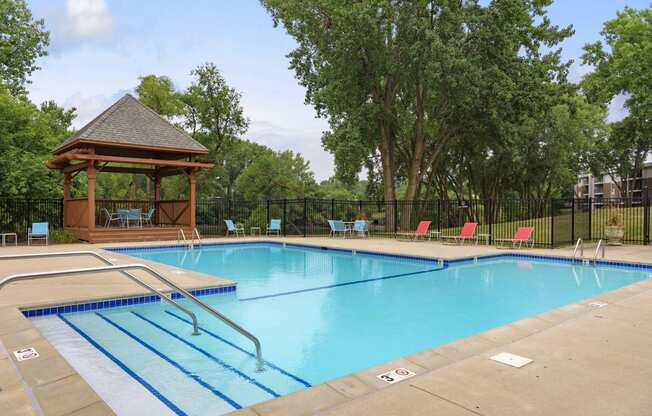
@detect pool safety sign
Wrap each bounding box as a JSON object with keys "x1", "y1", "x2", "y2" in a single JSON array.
[
  {"x1": 377, "y1": 368, "x2": 416, "y2": 384},
  {"x1": 13, "y1": 347, "x2": 39, "y2": 362}
]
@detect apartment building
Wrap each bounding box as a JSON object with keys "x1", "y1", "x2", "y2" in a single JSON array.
[{"x1": 575, "y1": 161, "x2": 652, "y2": 202}]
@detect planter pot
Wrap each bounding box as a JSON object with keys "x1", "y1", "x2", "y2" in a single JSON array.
[{"x1": 605, "y1": 226, "x2": 625, "y2": 246}]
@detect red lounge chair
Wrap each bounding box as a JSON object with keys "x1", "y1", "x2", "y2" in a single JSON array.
[
  {"x1": 495, "y1": 227, "x2": 535, "y2": 249},
  {"x1": 397, "y1": 220, "x2": 431, "y2": 241},
  {"x1": 443, "y1": 222, "x2": 478, "y2": 245}
]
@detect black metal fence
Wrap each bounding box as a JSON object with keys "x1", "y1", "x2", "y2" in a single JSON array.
[
  {"x1": 0, "y1": 198, "x2": 63, "y2": 239},
  {"x1": 196, "y1": 196, "x2": 651, "y2": 247},
  {"x1": 2, "y1": 196, "x2": 650, "y2": 247}
]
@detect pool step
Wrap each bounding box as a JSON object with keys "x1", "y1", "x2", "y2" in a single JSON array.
[{"x1": 59, "y1": 308, "x2": 306, "y2": 415}]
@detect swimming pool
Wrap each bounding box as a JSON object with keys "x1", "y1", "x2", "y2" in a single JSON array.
[{"x1": 31, "y1": 243, "x2": 650, "y2": 415}]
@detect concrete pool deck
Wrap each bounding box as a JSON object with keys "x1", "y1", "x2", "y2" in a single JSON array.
[{"x1": 0, "y1": 237, "x2": 651, "y2": 415}]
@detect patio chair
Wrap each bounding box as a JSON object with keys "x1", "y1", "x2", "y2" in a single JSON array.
[
  {"x1": 224, "y1": 219, "x2": 245, "y2": 237},
  {"x1": 102, "y1": 208, "x2": 122, "y2": 228},
  {"x1": 328, "y1": 220, "x2": 350, "y2": 238},
  {"x1": 442, "y1": 222, "x2": 478, "y2": 245},
  {"x1": 495, "y1": 227, "x2": 535, "y2": 249},
  {"x1": 141, "y1": 208, "x2": 155, "y2": 227},
  {"x1": 396, "y1": 220, "x2": 431, "y2": 241},
  {"x1": 267, "y1": 219, "x2": 281, "y2": 236},
  {"x1": 352, "y1": 220, "x2": 369, "y2": 238},
  {"x1": 117, "y1": 209, "x2": 130, "y2": 227},
  {"x1": 28, "y1": 222, "x2": 48, "y2": 246}
]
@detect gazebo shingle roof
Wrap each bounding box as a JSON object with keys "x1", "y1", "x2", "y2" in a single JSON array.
[{"x1": 54, "y1": 94, "x2": 208, "y2": 154}]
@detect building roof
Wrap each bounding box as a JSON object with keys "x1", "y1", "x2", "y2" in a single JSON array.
[{"x1": 54, "y1": 94, "x2": 208, "y2": 155}]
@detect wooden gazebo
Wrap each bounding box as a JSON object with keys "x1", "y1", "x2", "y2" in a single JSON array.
[{"x1": 47, "y1": 94, "x2": 214, "y2": 243}]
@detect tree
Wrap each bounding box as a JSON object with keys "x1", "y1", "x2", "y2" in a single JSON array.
[
  {"x1": 0, "y1": 0, "x2": 49, "y2": 96},
  {"x1": 135, "y1": 75, "x2": 184, "y2": 119},
  {"x1": 262, "y1": 0, "x2": 573, "y2": 203},
  {"x1": 235, "y1": 150, "x2": 317, "y2": 200},
  {"x1": 183, "y1": 62, "x2": 249, "y2": 153},
  {"x1": 0, "y1": 87, "x2": 74, "y2": 196},
  {"x1": 582, "y1": 6, "x2": 652, "y2": 185}
]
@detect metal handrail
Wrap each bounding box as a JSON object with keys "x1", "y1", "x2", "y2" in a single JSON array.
[
  {"x1": 0, "y1": 261, "x2": 265, "y2": 371},
  {"x1": 192, "y1": 228, "x2": 202, "y2": 247},
  {"x1": 593, "y1": 239, "x2": 605, "y2": 263},
  {"x1": 177, "y1": 228, "x2": 187, "y2": 245},
  {"x1": 0, "y1": 251, "x2": 200, "y2": 335},
  {"x1": 573, "y1": 238, "x2": 584, "y2": 259}
]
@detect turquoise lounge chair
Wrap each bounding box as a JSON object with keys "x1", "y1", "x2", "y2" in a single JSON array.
[
  {"x1": 267, "y1": 219, "x2": 281, "y2": 236},
  {"x1": 224, "y1": 219, "x2": 245, "y2": 237},
  {"x1": 28, "y1": 222, "x2": 48, "y2": 245},
  {"x1": 328, "y1": 220, "x2": 349, "y2": 238}
]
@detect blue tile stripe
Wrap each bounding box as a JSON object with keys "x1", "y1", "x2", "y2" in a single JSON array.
[
  {"x1": 57, "y1": 314, "x2": 188, "y2": 416},
  {"x1": 164, "y1": 310, "x2": 312, "y2": 388},
  {"x1": 21, "y1": 285, "x2": 236, "y2": 318},
  {"x1": 96, "y1": 312, "x2": 242, "y2": 410},
  {"x1": 131, "y1": 311, "x2": 280, "y2": 398},
  {"x1": 239, "y1": 265, "x2": 449, "y2": 302}
]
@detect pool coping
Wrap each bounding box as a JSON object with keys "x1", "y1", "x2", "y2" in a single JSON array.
[{"x1": 1, "y1": 239, "x2": 651, "y2": 416}]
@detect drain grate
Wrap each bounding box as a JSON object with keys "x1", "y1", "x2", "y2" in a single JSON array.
[{"x1": 490, "y1": 352, "x2": 533, "y2": 368}]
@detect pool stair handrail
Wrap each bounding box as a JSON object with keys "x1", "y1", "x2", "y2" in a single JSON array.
[
  {"x1": 592, "y1": 239, "x2": 605, "y2": 264},
  {"x1": 177, "y1": 228, "x2": 188, "y2": 246},
  {"x1": 0, "y1": 250, "x2": 200, "y2": 335},
  {"x1": 0, "y1": 255, "x2": 265, "y2": 371},
  {"x1": 192, "y1": 227, "x2": 202, "y2": 247},
  {"x1": 572, "y1": 238, "x2": 584, "y2": 260}
]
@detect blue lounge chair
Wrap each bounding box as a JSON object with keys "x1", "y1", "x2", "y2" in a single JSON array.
[
  {"x1": 224, "y1": 219, "x2": 245, "y2": 237},
  {"x1": 352, "y1": 220, "x2": 369, "y2": 237},
  {"x1": 267, "y1": 219, "x2": 281, "y2": 236},
  {"x1": 28, "y1": 222, "x2": 49, "y2": 245},
  {"x1": 328, "y1": 220, "x2": 349, "y2": 238}
]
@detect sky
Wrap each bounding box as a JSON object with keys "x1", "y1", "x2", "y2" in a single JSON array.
[{"x1": 25, "y1": 0, "x2": 651, "y2": 181}]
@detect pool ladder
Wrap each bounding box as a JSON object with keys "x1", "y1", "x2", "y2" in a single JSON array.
[
  {"x1": 177, "y1": 228, "x2": 202, "y2": 249},
  {"x1": 572, "y1": 238, "x2": 605, "y2": 264},
  {"x1": 0, "y1": 251, "x2": 265, "y2": 371}
]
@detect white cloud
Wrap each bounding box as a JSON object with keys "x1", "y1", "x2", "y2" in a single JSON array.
[{"x1": 65, "y1": 0, "x2": 113, "y2": 38}]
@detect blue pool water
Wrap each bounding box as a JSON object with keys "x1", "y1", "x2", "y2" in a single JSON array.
[{"x1": 42, "y1": 243, "x2": 650, "y2": 415}]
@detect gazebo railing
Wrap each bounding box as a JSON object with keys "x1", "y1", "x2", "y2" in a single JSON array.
[{"x1": 95, "y1": 199, "x2": 192, "y2": 228}]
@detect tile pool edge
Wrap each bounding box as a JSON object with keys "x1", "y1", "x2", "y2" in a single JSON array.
[
  {"x1": 20, "y1": 284, "x2": 236, "y2": 318},
  {"x1": 106, "y1": 239, "x2": 652, "y2": 271}
]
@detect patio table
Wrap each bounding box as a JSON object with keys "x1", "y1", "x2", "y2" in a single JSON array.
[{"x1": 1, "y1": 233, "x2": 18, "y2": 247}]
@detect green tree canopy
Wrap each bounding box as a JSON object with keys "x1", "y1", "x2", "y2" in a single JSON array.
[
  {"x1": 135, "y1": 75, "x2": 184, "y2": 119},
  {"x1": 582, "y1": 6, "x2": 652, "y2": 186},
  {"x1": 0, "y1": 0, "x2": 49, "y2": 96}
]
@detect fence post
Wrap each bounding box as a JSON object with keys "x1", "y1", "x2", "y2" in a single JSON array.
[
  {"x1": 488, "y1": 199, "x2": 493, "y2": 245},
  {"x1": 437, "y1": 199, "x2": 441, "y2": 232},
  {"x1": 588, "y1": 197, "x2": 592, "y2": 241},
  {"x1": 644, "y1": 187, "x2": 650, "y2": 245},
  {"x1": 393, "y1": 200, "x2": 398, "y2": 235},
  {"x1": 266, "y1": 200, "x2": 270, "y2": 228},
  {"x1": 331, "y1": 199, "x2": 335, "y2": 221},
  {"x1": 571, "y1": 197, "x2": 575, "y2": 243},
  {"x1": 60, "y1": 198, "x2": 65, "y2": 229},
  {"x1": 283, "y1": 199, "x2": 287, "y2": 236},
  {"x1": 550, "y1": 199, "x2": 555, "y2": 248},
  {"x1": 303, "y1": 198, "x2": 307, "y2": 237}
]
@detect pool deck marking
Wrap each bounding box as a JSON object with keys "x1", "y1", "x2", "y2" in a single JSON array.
[
  {"x1": 131, "y1": 311, "x2": 281, "y2": 399},
  {"x1": 238, "y1": 265, "x2": 449, "y2": 302},
  {"x1": 164, "y1": 310, "x2": 312, "y2": 388},
  {"x1": 57, "y1": 313, "x2": 188, "y2": 416},
  {"x1": 95, "y1": 312, "x2": 242, "y2": 410}
]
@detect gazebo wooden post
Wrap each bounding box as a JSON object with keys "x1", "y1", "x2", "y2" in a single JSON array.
[
  {"x1": 188, "y1": 170, "x2": 196, "y2": 230},
  {"x1": 63, "y1": 173, "x2": 71, "y2": 227},
  {"x1": 87, "y1": 162, "x2": 96, "y2": 231},
  {"x1": 154, "y1": 175, "x2": 161, "y2": 226}
]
